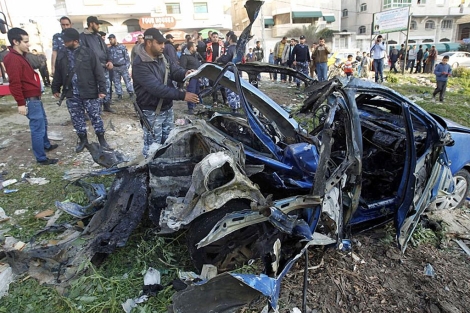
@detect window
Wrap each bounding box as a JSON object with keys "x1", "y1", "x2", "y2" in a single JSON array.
[
  {"x1": 194, "y1": 2, "x2": 208, "y2": 13},
  {"x1": 360, "y1": 3, "x2": 367, "y2": 12},
  {"x1": 441, "y1": 20, "x2": 452, "y2": 29},
  {"x1": 166, "y1": 3, "x2": 181, "y2": 14},
  {"x1": 123, "y1": 18, "x2": 140, "y2": 32},
  {"x1": 342, "y1": 9, "x2": 348, "y2": 17},
  {"x1": 417, "y1": 0, "x2": 426, "y2": 4},
  {"x1": 422, "y1": 39, "x2": 433, "y2": 43},
  {"x1": 425, "y1": 20, "x2": 435, "y2": 30},
  {"x1": 383, "y1": 0, "x2": 412, "y2": 9},
  {"x1": 359, "y1": 26, "x2": 366, "y2": 34},
  {"x1": 410, "y1": 20, "x2": 417, "y2": 30}
]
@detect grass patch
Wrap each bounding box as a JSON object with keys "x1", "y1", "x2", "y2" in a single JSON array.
[
  {"x1": 0, "y1": 165, "x2": 115, "y2": 240},
  {"x1": 387, "y1": 77, "x2": 470, "y2": 128}
]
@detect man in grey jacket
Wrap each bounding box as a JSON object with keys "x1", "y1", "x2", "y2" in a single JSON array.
[{"x1": 132, "y1": 28, "x2": 199, "y2": 157}]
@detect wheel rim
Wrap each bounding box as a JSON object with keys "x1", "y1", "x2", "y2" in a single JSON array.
[{"x1": 433, "y1": 175, "x2": 468, "y2": 210}]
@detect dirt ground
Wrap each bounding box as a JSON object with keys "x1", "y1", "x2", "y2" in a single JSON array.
[{"x1": 1, "y1": 78, "x2": 470, "y2": 313}]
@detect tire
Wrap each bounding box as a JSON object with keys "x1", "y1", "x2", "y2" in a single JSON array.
[
  {"x1": 452, "y1": 62, "x2": 459, "y2": 69},
  {"x1": 186, "y1": 200, "x2": 265, "y2": 272},
  {"x1": 430, "y1": 169, "x2": 470, "y2": 211}
]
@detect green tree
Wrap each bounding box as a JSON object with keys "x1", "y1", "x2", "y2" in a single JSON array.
[
  {"x1": 285, "y1": 25, "x2": 318, "y2": 44},
  {"x1": 285, "y1": 25, "x2": 336, "y2": 44}
]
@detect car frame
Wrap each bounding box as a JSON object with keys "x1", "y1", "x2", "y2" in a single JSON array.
[{"x1": 6, "y1": 63, "x2": 470, "y2": 312}]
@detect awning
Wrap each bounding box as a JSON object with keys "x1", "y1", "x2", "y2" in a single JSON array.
[
  {"x1": 423, "y1": 43, "x2": 447, "y2": 53},
  {"x1": 456, "y1": 15, "x2": 470, "y2": 24},
  {"x1": 264, "y1": 18, "x2": 274, "y2": 26},
  {"x1": 443, "y1": 43, "x2": 461, "y2": 51},
  {"x1": 292, "y1": 11, "x2": 322, "y2": 19},
  {"x1": 323, "y1": 15, "x2": 335, "y2": 23}
]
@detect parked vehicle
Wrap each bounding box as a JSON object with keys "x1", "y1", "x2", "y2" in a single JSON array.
[
  {"x1": 436, "y1": 51, "x2": 470, "y2": 68},
  {"x1": 327, "y1": 50, "x2": 357, "y2": 67}
]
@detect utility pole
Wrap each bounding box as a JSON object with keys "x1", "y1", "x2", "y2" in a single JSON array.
[
  {"x1": 401, "y1": 13, "x2": 412, "y2": 75},
  {"x1": 259, "y1": 6, "x2": 265, "y2": 62}
]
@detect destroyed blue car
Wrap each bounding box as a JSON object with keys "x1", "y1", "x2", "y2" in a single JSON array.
[
  {"x1": 141, "y1": 63, "x2": 470, "y2": 311},
  {"x1": 6, "y1": 64, "x2": 470, "y2": 312}
]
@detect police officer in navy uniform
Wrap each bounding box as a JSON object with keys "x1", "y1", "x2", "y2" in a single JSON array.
[
  {"x1": 291, "y1": 35, "x2": 311, "y2": 89},
  {"x1": 107, "y1": 34, "x2": 134, "y2": 100},
  {"x1": 52, "y1": 28, "x2": 111, "y2": 153}
]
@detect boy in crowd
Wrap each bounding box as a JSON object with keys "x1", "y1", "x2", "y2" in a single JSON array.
[
  {"x1": 432, "y1": 55, "x2": 452, "y2": 103},
  {"x1": 340, "y1": 54, "x2": 354, "y2": 78}
]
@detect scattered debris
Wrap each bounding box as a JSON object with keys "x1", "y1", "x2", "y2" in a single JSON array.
[
  {"x1": 122, "y1": 268, "x2": 162, "y2": 313},
  {"x1": 25, "y1": 177, "x2": 50, "y2": 185},
  {"x1": 14, "y1": 209, "x2": 26, "y2": 215},
  {"x1": 200, "y1": 264, "x2": 218, "y2": 280},
  {"x1": 35, "y1": 209, "x2": 55, "y2": 219},
  {"x1": 0, "y1": 263, "x2": 15, "y2": 298},
  {"x1": 47, "y1": 131, "x2": 63, "y2": 141},
  {"x1": 0, "y1": 207, "x2": 10, "y2": 223},
  {"x1": 3, "y1": 189, "x2": 18, "y2": 194},
  {"x1": 1, "y1": 179, "x2": 17, "y2": 188},
  {"x1": 3, "y1": 237, "x2": 26, "y2": 251},
  {"x1": 454, "y1": 239, "x2": 470, "y2": 256},
  {"x1": 424, "y1": 263, "x2": 435, "y2": 278}
]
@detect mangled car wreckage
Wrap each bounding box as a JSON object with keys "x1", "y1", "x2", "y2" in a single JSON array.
[{"x1": 6, "y1": 62, "x2": 470, "y2": 311}]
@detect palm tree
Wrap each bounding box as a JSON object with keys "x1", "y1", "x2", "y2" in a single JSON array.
[{"x1": 285, "y1": 25, "x2": 336, "y2": 44}]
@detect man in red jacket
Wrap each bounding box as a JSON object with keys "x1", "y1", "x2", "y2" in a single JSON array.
[{"x1": 3, "y1": 28, "x2": 58, "y2": 165}]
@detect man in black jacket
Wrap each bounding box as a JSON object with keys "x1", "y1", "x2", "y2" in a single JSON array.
[
  {"x1": 180, "y1": 41, "x2": 202, "y2": 114},
  {"x1": 415, "y1": 45, "x2": 424, "y2": 73},
  {"x1": 217, "y1": 34, "x2": 240, "y2": 113},
  {"x1": 132, "y1": 28, "x2": 199, "y2": 157},
  {"x1": 79, "y1": 16, "x2": 115, "y2": 113},
  {"x1": 52, "y1": 28, "x2": 110, "y2": 153}
]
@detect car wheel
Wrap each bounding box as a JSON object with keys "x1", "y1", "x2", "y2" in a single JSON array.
[
  {"x1": 452, "y1": 62, "x2": 459, "y2": 69},
  {"x1": 430, "y1": 169, "x2": 470, "y2": 211},
  {"x1": 186, "y1": 200, "x2": 265, "y2": 272}
]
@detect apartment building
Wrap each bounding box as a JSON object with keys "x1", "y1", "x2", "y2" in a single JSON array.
[
  {"x1": 54, "y1": 0, "x2": 232, "y2": 44},
  {"x1": 340, "y1": 0, "x2": 470, "y2": 52},
  {"x1": 230, "y1": 0, "x2": 341, "y2": 61}
]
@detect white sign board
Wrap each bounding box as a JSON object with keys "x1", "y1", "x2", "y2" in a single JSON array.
[{"x1": 372, "y1": 7, "x2": 410, "y2": 35}]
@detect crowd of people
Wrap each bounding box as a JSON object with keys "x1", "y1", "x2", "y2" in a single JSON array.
[{"x1": 3, "y1": 16, "x2": 451, "y2": 164}]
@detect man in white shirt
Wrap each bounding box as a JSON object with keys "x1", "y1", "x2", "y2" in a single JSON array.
[
  {"x1": 370, "y1": 35, "x2": 386, "y2": 83},
  {"x1": 406, "y1": 45, "x2": 417, "y2": 74}
]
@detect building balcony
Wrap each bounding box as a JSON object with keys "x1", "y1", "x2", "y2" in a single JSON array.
[{"x1": 448, "y1": 5, "x2": 470, "y2": 15}]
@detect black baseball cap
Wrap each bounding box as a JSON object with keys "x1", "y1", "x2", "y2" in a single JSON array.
[
  {"x1": 144, "y1": 28, "x2": 166, "y2": 43},
  {"x1": 108, "y1": 34, "x2": 116, "y2": 39},
  {"x1": 299, "y1": 35, "x2": 305, "y2": 39},
  {"x1": 87, "y1": 16, "x2": 103, "y2": 24},
  {"x1": 62, "y1": 28, "x2": 80, "y2": 42},
  {"x1": 165, "y1": 34, "x2": 174, "y2": 39}
]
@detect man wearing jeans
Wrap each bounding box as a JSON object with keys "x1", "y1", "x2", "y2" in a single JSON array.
[
  {"x1": 370, "y1": 35, "x2": 386, "y2": 83},
  {"x1": 273, "y1": 36, "x2": 289, "y2": 82},
  {"x1": 4, "y1": 28, "x2": 58, "y2": 165},
  {"x1": 312, "y1": 37, "x2": 330, "y2": 81}
]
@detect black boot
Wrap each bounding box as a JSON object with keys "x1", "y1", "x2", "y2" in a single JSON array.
[
  {"x1": 96, "y1": 132, "x2": 111, "y2": 150},
  {"x1": 76, "y1": 133, "x2": 88, "y2": 153},
  {"x1": 103, "y1": 102, "x2": 116, "y2": 113}
]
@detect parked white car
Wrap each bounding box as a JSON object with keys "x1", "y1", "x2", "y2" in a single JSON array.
[{"x1": 436, "y1": 51, "x2": 470, "y2": 68}]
